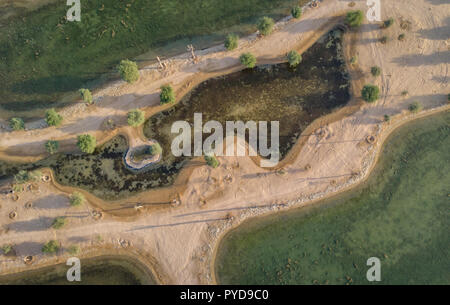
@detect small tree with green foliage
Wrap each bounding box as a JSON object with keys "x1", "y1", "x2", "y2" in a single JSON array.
[
  {"x1": 382, "y1": 18, "x2": 394, "y2": 29},
  {"x1": 45, "y1": 108, "x2": 63, "y2": 127},
  {"x1": 14, "y1": 170, "x2": 29, "y2": 184},
  {"x1": 398, "y1": 33, "x2": 405, "y2": 41},
  {"x1": 204, "y1": 154, "x2": 219, "y2": 168},
  {"x1": 291, "y1": 6, "x2": 302, "y2": 19},
  {"x1": 79, "y1": 88, "x2": 93, "y2": 104},
  {"x1": 345, "y1": 10, "x2": 364, "y2": 28},
  {"x1": 371, "y1": 66, "x2": 381, "y2": 77},
  {"x1": 286, "y1": 50, "x2": 302, "y2": 68},
  {"x1": 224, "y1": 34, "x2": 239, "y2": 50},
  {"x1": 148, "y1": 143, "x2": 162, "y2": 156},
  {"x1": 127, "y1": 109, "x2": 145, "y2": 127},
  {"x1": 361, "y1": 85, "x2": 380, "y2": 103},
  {"x1": 42, "y1": 240, "x2": 59, "y2": 254},
  {"x1": 384, "y1": 114, "x2": 390, "y2": 122},
  {"x1": 70, "y1": 192, "x2": 85, "y2": 206},
  {"x1": 239, "y1": 53, "x2": 257, "y2": 68},
  {"x1": 118, "y1": 59, "x2": 139, "y2": 83},
  {"x1": 160, "y1": 85, "x2": 175, "y2": 104},
  {"x1": 45, "y1": 140, "x2": 59, "y2": 155},
  {"x1": 10, "y1": 117, "x2": 24, "y2": 131},
  {"x1": 52, "y1": 217, "x2": 66, "y2": 229},
  {"x1": 1, "y1": 244, "x2": 13, "y2": 255},
  {"x1": 408, "y1": 101, "x2": 422, "y2": 113},
  {"x1": 257, "y1": 17, "x2": 275, "y2": 36},
  {"x1": 380, "y1": 36, "x2": 388, "y2": 44},
  {"x1": 77, "y1": 134, "x2": 96, "y2": 154}
]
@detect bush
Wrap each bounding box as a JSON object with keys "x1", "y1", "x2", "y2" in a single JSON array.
[
  {"x1": 70, "y1": 192, "x2": 85, "y2": 206},
  {"x1": 382, "y1": 18, "x2": 394, "y2": 29},
  {"x1": 345, "y1": 10, "x2": 364, "y2": 28},
  {"x1": 291, "y1": 6, "x2": 302, "y2": 19},
  {"x1": 148, "y1": 143, "x2": 162, "y2": 156},
  {"x1": 384, "y1": 114, "x2": 390, "y2": 122},
  {"x1": 239, "y1": 53, "x2": 257, "y2": 68},
  {"x1": 67, "y1": 245, "x2": 80, "y2": 255},
  {"x1": 77, "y1": 134, "x2": 96, "y2": 153},
  {"x1": 28, "y1": 170, "x2": 42, "y2": 182},
  {"x1": 408, "y1": 101, "x2": 422, "y2": 113},
  {"x1": 287, "y1": 50, "x2": 302, "y2": 68},
  {"x1": 350, "y1": 56, "x2": 358, "y2": 65},
  {"x1": 257, "y1": 16, "x2": 275, "y2": 36},
  {"x1": 401, "y1": 90, "x2": 408, "y2": 96},
  {"x1": 79, "y1": 88, "x2": 93, "y2": 104},
  {"x1": 45, "y1": 108, "x2": 63, "y2": 127},
  {"x1": 127, "y1": 109, "x2": 145, "y2": 127},
  {"x1": 9, "y1": 117, "x2": 24, "y2": 131},
  {"x1": 204, "y1": 155, "x2": 219, "y2": 168},
  {"x1": 42, "y1": 240, "x2": 59, "y2": 254},
  {"x1": 380, "y1": 36, "x2": 388, "y2": 44},
  {"x1": 371, "y1": 66, "x2": 381, "y2": 77},
  {"x1": 224, "y1": 34, "x2": 239, "y2": 50},
  {"x1": 52, "y1": 217, "x2": 66, "y2": 229},
  {"x1": 398, "y1": 33, "x2": 405, "y2": 41},
  {"x1": 118, "y1": 59, "x2": 139, "y2": 83},
  {"x1": 2, "y1": 244, "x2": 13, "y2": 255},
  {"x1": 45, "y1": 140, "x2": 59, "y2": 155},
  {"x1": 160, "y1": 85, "x2": 175, "y2": 104},
  {"x1": 361, "y1": 85, "x2": 380, "y2": 103},
  {"x1": 13, "y1": 170, "x2": 41, "y2": 184}
]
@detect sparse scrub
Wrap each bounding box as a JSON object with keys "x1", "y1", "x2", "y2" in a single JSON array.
[
  {"x1": 291, "y1": 6, "x2": 302, "y2": 19},
  {"x1": 380, "y1": 36, "x2": 388, "y2": 44},
  {"x1": 257, "y1": 17, "x2": 275, "y2": 36},
  {"x1": 384, "y1": 114, "x2": 390, "y2": 122},
  {"x1": 79, "y1": 88, "x2": 93, "y2": 104},
  {"x1": 345, "y1": 10, "x2": 364, "y2": 28},
  {"x1": 408, "y1": 101, "x2": 422, "y2": 113},
  {"x1": 286, "y1": 50, "x2": 302, "y2": 68},
  {"x1": 224, "y1": 34, "x2": 239, "y2": 50},
  {"x1": 382, "y1": 18, "x2": 394, "y2": 29},
  {"x1": 45, "y1": 108, "x2": 63, "y2": 127},
  {"x1": 42, "y1": 240, "x2": 59, "y2": 254},
  {"x1": 361, "y1": 85, "x2": 380, "y2": 103},
  {"x1": 127, "y1": 109, "x2": 145, "y2": 127},
  {"x1": 160, "y1": 85, "x2": 175, "y2": 104},
  {"x1": 67, "y1": 245, "x2": 80, "y2": 255},
  {"x1": 401, "y1": 90, "x2": 408, "y2": 96},
  {"x1": 204, "y1": 154, "x2": 220, "y2": 168},
  {"x1": 52, "y1": 217, "x2": 66, "y2": 229},
  {"x1": 239, "y1": 53, "x2": 257, "y2": 68},
  {"x1": 1, "y1": 244, "x2": 13, "y2": 255},
  {"x1": 371, "y1": 66, "x2": 381, "y2": 77},
  {"x1": 148, "y1": 143, "x2": 162, "y2": 156},
  {"x1": 70, "y1": 192, "x2": 85, "y2": 206},
  {"x1": 118, "y1": 59, "x2": 139, "y2": 83},
  {"x1": 398, "y1": 33, "x2": 405, "y2": 41},
  {"x1": 9, "y1": 118, "x2": 24, "y2": 131},
  {"x1": 45, "y1": 140, "x2": 59, "y2": 155},
  {"x1": 350, "y1": 55, "x2": 358, "y2": 65},
  {"x1": 77, "y1": 134, "x2": 96, "y2": 153}
]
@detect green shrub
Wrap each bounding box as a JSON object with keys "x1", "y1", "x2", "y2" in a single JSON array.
[
  {"x1": 45, "y1": 140, "x2": 59, "y2": 155},
  {"x1": 70, "y1": 192, "x2": 85, "y2": 206},
  {"x1": 127, "y1": 109, "x2": 145, "y2": 127},
  {"x1": 204, "y1": 155, "x2": 220, "y2": 168},
  {"x1": 257, "y1": 16, "x2": 275, "y2": 36},
  {"x1": 2, "y1": 244, "x2": 13, "y2": 255},
  {"x1": 45, "y1": 108, "x2": 63, "y2": 127},
  {"x1": 350, "y1": 56, "x2": 358, "y2": 65},
  {"x1": 380, "y1": 36, "x2": 388, "y2": 44},
  {"x1": 52, "y1": 217, "x2": 66, "y2": 229},
  {"x1": 160, "y1": 85, "x2": 175, "y2": 104},
  {"x1": 239, "y1": 53, "x2": 257, "y2": 68},
  {"x1": 291, "y1": 6, "x2": 302, "y2": 19},
  {"x1": 224, "y1": 34, "x2": 239, "y2": 50},
  {"x1": 401, "y1": 90, "x2": 408, "y2": 96},
  {"x1": 42, "y1": 240, "x2": 59, "y2": 254},
  {"x1": 14, "y1": 170, "x2": 29, "y2": 184},
  {"x1": 384, "y1": 114, "x2": 390, "y2": 122},
  {"x1": 345, "y1": 10, "x2": 364, "y2": 28},
  {"x1": 361, "y1": 84, "x2": 380, "y2": 103},
  {"x1": 148, "y1": 143, "x2": 163, "y2": 156},
  {"x1": 286, "y1": 50, "x2": 302, "y2": 68},
  {"x1": 371, "y1": 66, "x2": 381, "y2": 77},
  {"x1": 398, "y1": 33, "x2": 405, "y2": 41},
  {"x1": 9, "y1": 117, "x2": 24, "y2": 131},
  {"x1": 382, "y1": 18, "x2": 394, "y2": 29},
  {"x1": 118, "y1": 59, "x2": 139, "y2": 83},
  {"x1": 67, "y1": 245, "x2": 80, "y2": 255},
  {"x1": 79, "y1": 88, "x2": 93, "y2": 104},
  {"x1": 77, "y1": 134, "x2": 96, "y2": 153},
  {"x1": 28, "y1": 170, "x2": 42, "y2": 182},
  {"x1": 408, "y1": 101, "x2": 422, "y2": 113}
]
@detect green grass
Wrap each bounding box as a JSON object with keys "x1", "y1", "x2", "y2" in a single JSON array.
[
  {"x1": 216, "y1": 110, "x2": 450, "y2": 285},
  {"x1": 0, "y1": 0, "x2": 304, "y2": 119}
]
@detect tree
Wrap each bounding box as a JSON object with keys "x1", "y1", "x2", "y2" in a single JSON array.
[
  {"x1": 45, "y1": 140, "x2": 59, "y2": 154},
  {"x1": 371, "y1": 66, "x2": 381, "y2": 77},
  {"x1": 291, "y1": 6, "x2": 302, "y2": 19},
  {"x1": 345, "y1": 10, "x2": 364, "y2": 28},
  {"x1": 42, "y1": 240, "x2": 59, "y2": 254},
  {"x1": 9, "y1": 117, "x2": 24, "y2": 131},
  {"x1": 382, "y1": 18, "x2": 394, "y2": 29},
  {"x1": 257, "y1": 16, "x2": 275, "y2": 36},
  {"x1": 1, "y1": 244, "x2": 13, "y2": 255},
  {"x1": 239, "y1": 53, "x2": 257, "y2": 68},
  {"x1": 77, "y1": 134, "x2": 96, "y2": 153},
  {"x1": 118, "y1": 59, "x2": 139, "y2": 83},
  {"x1": 52, "y1": 217, "x2": 66, "y2": 229},
  {"x1": 127, "y1": 109, "x2": 145, "y2": 127},
  {"x1": 224, "y1": 34, "x2": 239, "y2": 51},
  {"x1": 204, "y1": 154, "x2": 219, "y2": 168},
  {"x1": 384, "y1": 114, "x2": 390, "y2": 122},
  {"x1": 160, "y1": 85, "x2": 175, "y2": 104},
  {"x1": 361, "y1": 85, "x2": 380, "y2": 103},
  {"x1": 70, "y1": 192, "x2": 85, "y2": 206},
  {"x1": 79, "y1": 88, "x2": 93, "y2": 104},
  {"x1": 14, "y1": 170, "x2": 30, "y2": 184},
  {"x1": 148, "y1": 143, "x2": 162, "y2": 156},
  {"x1": 287, "y1": 50, "x2": 302, "y2": 68},
  {"x1": 408, "y1": 101, "x2": 422, "y2": 113},
  {"x1": 380, "y1": 36, "x2": 388, "y2": 44},
  {"x1": 45, "y1": 108, "x2": 63, "y2": 127}
]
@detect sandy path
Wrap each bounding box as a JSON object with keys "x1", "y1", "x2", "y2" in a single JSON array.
[{"x1": 0, "y1": 0, "x2": 449, "y2": 284}]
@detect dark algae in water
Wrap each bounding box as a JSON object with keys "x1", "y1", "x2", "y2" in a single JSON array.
[
  {"x1": 215, "y1": 111, "x2": 450, "y2": 285},
  {"x1": 0, "y1": 29, "x2": 350, "y2": 199}
]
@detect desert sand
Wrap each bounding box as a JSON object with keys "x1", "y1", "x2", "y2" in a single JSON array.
[{"x1": 0, "y1": 0, "x2": 449, "y2": 284}]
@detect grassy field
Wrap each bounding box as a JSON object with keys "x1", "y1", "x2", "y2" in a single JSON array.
[
  {"x1": 216, "y1": 110, "x2": 450, "y2": 285},
  {"x1": 0, "y1": 0, "x2": 304, "y2": 119}
]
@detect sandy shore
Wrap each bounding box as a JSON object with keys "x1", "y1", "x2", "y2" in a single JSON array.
[{"x1": 0, "y1": 0, "x2": 449, "y2": 284}]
